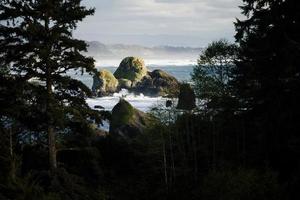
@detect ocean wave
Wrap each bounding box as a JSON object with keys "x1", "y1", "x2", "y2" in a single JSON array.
[{"x1": 86, "y1": 89, "x2": 170, "y2": 112}]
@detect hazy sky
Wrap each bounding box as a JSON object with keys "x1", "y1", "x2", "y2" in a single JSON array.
[{"x1": 74, "y1": 0, "x2": 242, "y2": 47}]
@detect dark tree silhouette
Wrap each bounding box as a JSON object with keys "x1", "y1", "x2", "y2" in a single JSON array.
[
  {"x1": 177, "y1": 83, "x2": 196, "y2": 111},
  {"x1": 0, "y1": 0, "x2": 100, "y2": 171},
  {"x1": 234, "y1": 0, "x2": 300, "y2": 189}
]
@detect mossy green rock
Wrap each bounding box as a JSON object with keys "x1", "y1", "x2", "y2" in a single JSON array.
[
  {"x1": 91, "y1": 57, "x2": 180, "y2": 97},
  {"x1": 114, "y1": 57, "x2": 148, "y2": 83},
  {"x1": 118, "y1": 78, "x2": 132, "y2": 89},
  {"x1": 135, "y1": 70, "x2": 180, "y2": 97},
  {"x1": 110, "y1": 99, "x2": 154, "y2": 138},
  {"x1": 92, "y1": 70, "x2": 119, "y2": 96}
]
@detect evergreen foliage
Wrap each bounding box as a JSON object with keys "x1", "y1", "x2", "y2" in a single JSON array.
[
  {"x1": 0, "y1": 0, "x2": 101, "y2": 171},
  {"x1": 192, "y1": 39, "x2": 237, "y2": 107},
  {"x1": 234, "y1": 0, "x2": 300, "y2": 188}
]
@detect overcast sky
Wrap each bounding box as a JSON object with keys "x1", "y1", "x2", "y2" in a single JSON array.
[{"x1": 74, "y1": 0, "x2": 242, "y2": 47}]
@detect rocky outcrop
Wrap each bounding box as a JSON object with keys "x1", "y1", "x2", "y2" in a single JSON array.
[
  {"x1": 92, "y1": 57, "x2": 180, "y2": 97},
  {"x1": 177, "y1": 83, "x2": 196, "y2": 110},
  {"x1": 110, "y1": 99, "x2": 154, "y2": 138},
  {"x1": 135, "y1": 70, "x2": 179, "y2": 97},
  {"x1": 118, "y1": 78, "x2": 132, "y2": 89},
  {"x1": 92, "y1": 70, "x2": 119, "y2": 96},
  {"x1": 113, "y1": 57, "x2": 147, "y2": 85}
]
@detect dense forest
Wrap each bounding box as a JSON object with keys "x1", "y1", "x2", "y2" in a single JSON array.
[{"x1": 1, "y1": 0, "x2": 300, "y2": 200}]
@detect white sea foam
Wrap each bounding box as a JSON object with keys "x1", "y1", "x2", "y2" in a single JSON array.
[
  {"x1": 86, "y1": 89, "x2": 204, "y2": 131},
  {"x1": 86, "y1": 89, "x2": 170, "y2": 112},
  {"x1": 87, "y1": 89, "x2": 175, "y2": 131},
  {"x1": 145, "y1": 59, "x2": 196, "y2": 67}
]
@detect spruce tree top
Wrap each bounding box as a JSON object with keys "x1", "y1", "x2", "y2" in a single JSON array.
[{"x1": 0, "y1": 0, "x2": 101, "y2": 130}]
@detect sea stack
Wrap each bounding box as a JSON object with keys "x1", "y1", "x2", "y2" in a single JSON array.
[{"x1": 92, "y1": 56, "x2": 180, "y2": 97}]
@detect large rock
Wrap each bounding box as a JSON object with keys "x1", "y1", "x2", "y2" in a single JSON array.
[
  {"x1": 113, "y1": 57, "x2": 148, "y2": 85},
  {"x1": 110, "y1": 99, "x2": 154, "y2": 138},
  {"x1": 92, "y1": 70, "x2": 119, "y2": 96},
  {"x1": 118, "y1": 78, "x2": 132, "y2": 89},
  {"x1": 177, "y1": 83, "x2": 196, "y2": 110},
  {"x1": 91, "y1": 57, "x2": 180, "y2": 97},
  {"x1": 135, "y1": 69, "x2": 180, "y2": 97}
]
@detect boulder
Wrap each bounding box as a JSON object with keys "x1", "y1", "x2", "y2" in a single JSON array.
[
  {"x1": 92, "y1": 70, "x2": 119, "y2": 96},
  {"x1": 177, "y1": 83, "x2": 196, "y2": 110},
  {"x1": 110, "y1": 99, "x2": 154, "y2": 138},
  {"x1": 135, "y1": 69, "x2": 180, "y2": 97},
  {"x1": 113, "y1": 57, "x2": 148, "y2": 84},
  {"x1": 91, "y1": 57, "x2": 181, "y2": 97},
  {"x1": 118, "y1": 78, "x2": 132, "y2": 89}
]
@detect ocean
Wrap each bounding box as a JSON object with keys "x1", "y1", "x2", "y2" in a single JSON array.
[{"x1": 69, "y1": 60, "x2": 196, "y2": 112}]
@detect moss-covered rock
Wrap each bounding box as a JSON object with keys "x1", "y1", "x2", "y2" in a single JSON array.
[
  {"x1": 118, "y1": 78, "x2": 132, "y2": 89},
  {"x1": 92, "y1": 70, "x2": 119, "y2": 96},
  {"x1": 114, "y1": 57, "x2": 148, "y2": 84},
  {"x1": 177, "y1": 83, "x2": 196, "y2": 110},
  {"x1": 91, "y1": 57, "x2": 180, "y2": 97},
  {"x1": 135, "y1": 69, "x2": 180, "y2": 97},
  {"x1": 110, "y1": 99, "x2": 154, "y2": 138}
]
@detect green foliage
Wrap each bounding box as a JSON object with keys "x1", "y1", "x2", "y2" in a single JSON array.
[
  {"x1": 234, "y1": 0, "x2": 300, "y2": 185},
  {"x1": 232, "y1": 0, "x2": 300, "y2": 198},
  {"x1": 201, "y1": 168, "x2": 281, "y2": 200},
  {"x1": 234, "y1": 0, "x2": 300, "y2": 111},
  {"x1": 192, "y1": 39, "x2": 237, "y2": 104},
  {"x1": 149, "y1": 101, "x2": 177, "y2": 125},
  {"x1": 0, "y1": 0, "x2": 102, "y2": 170},
  {"x1": 0, "y1": 126, "x2": 11, "y2": 183},
  {"x1": 0, "y1": 173, "x2": 44, "y2": 200}
]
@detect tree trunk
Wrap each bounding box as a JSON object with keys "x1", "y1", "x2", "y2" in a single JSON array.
[
  {"x1": 9, "y1": 127, "x2": 16, "y2": 181},
  {"x1": 9, "y1": 127, "x2": 13, "y2": 157},
  {"x1": 211, "y1": 116, "x2": 216, "y2": 171},
  {"x1": 191, "y1": 116, "x2": 198, "y2": 182},
  {"x1": 48, "y1": 125, "x2": 57, "y2": 170},
  {"x1": 168, "y1": 111, "x2": 175, "y2": 184},
  {"x1": 161, "y1": 130, "x2": 168, "y2": 192},
  {"x1": 45, "y1": 12, "x2": 57, "y2": 171},
  {"x1": 46, "y1": 76, "x2": 57, "y2": 170},
  {"x1": 46, "y1": 60, "x2": 57, "y2": 171}
]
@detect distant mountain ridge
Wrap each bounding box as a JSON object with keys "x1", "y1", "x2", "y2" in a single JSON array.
[{"x1": 85, "y1": 41, "x2": 202, "y2": 61}]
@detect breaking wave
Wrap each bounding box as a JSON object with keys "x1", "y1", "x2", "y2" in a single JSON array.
[{"x1": 86, "y1": 89, "x2": 171, "y2": 112}]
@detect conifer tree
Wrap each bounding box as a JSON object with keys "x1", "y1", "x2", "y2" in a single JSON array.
[
  {"x1": 0, "y1": 0, "x2": 100, "y2": 171},
  {"x1": 234, "y1": 0, "x2": 300, "y2": 111},
  {"x1": 192, "y1": 39, "x2": 237, "y2": 108},
  {"x1": 234, "y1": 0, "x2": 300, "y2": 183}
]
